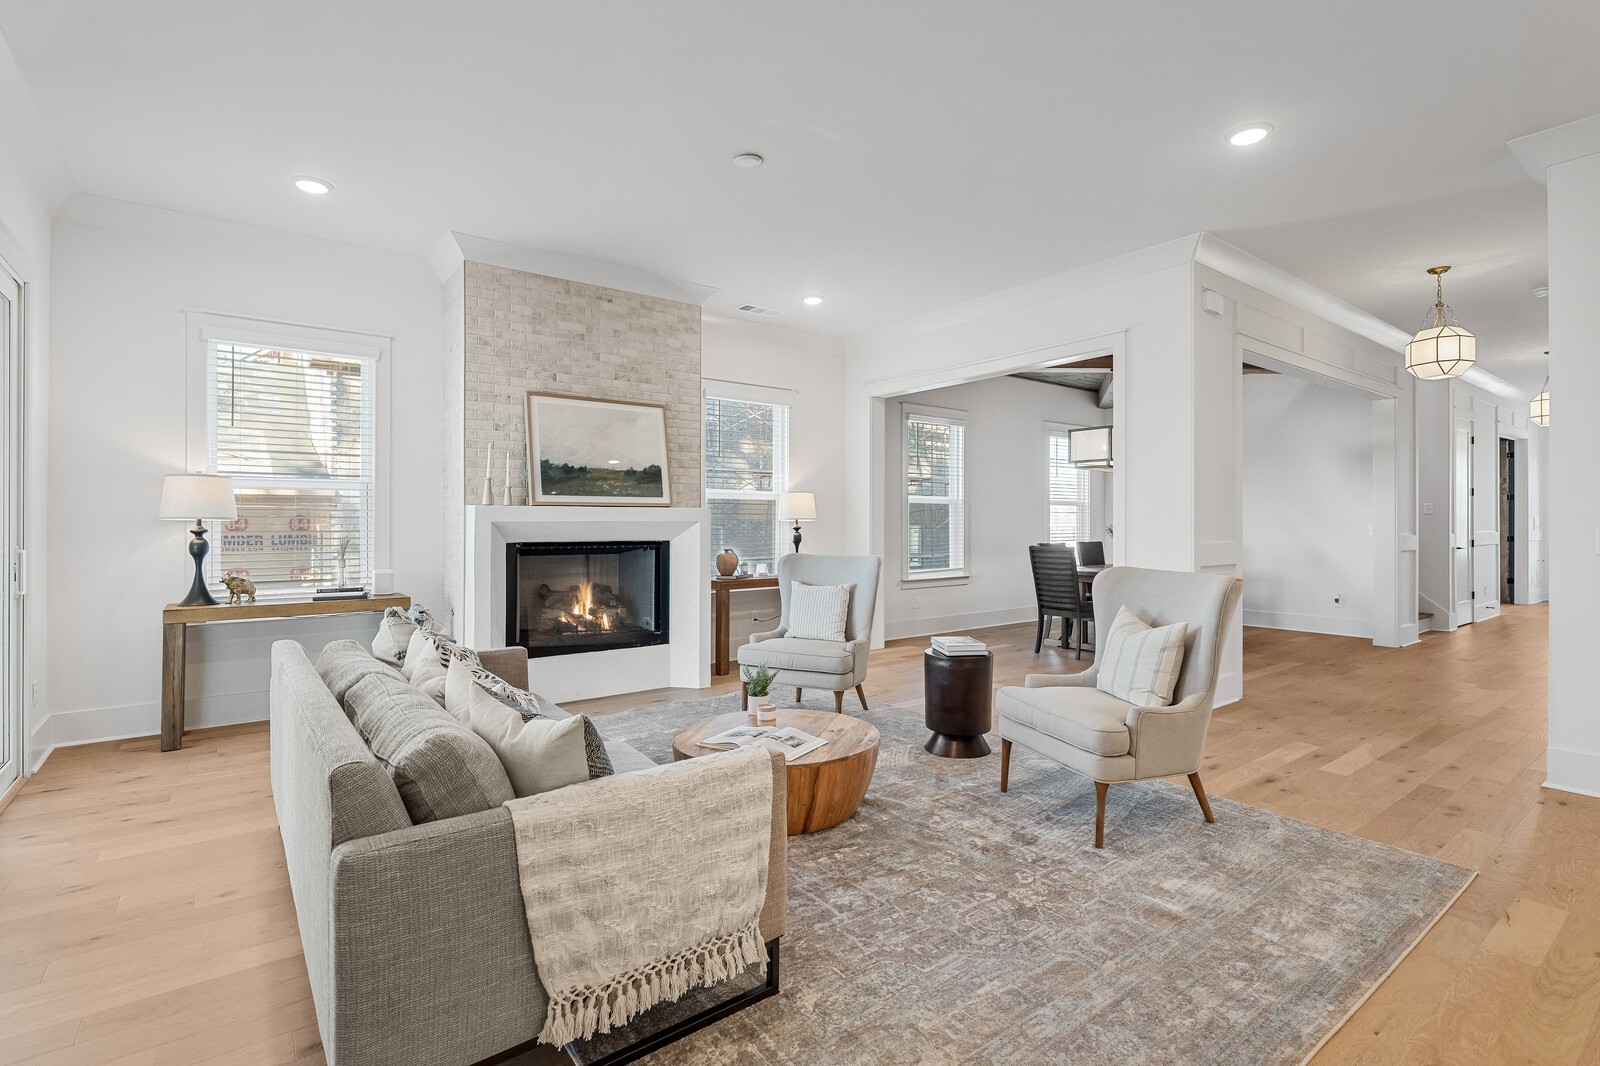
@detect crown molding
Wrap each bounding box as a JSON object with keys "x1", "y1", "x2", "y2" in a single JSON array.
[
  {"x1": 429, "y1": 231, "x2": 717, "y2": 306},
  {"x1": 1509, "y1": 114, "x2": 1600, "y2": 183}
]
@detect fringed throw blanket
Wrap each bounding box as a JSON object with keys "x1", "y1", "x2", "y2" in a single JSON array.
[{"x1": 505, "y1": 746, "x2": 773, "y2": 1046}]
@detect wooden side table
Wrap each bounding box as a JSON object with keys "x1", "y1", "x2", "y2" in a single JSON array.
[
  {"x1": 923, "y1": 649, "x2": 994, "y2": 758},
  {"x1": 711, "y1": 575, "x2": 779, "y2": 676},
  {"x1": 672, "y1": 708, "x2": 879, "y2": 834},
  {"x1": 161, "y1": 594, "x2": 411, "y2": 751}
]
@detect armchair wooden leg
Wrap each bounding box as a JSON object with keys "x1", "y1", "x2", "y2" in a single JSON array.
[
  {"x1": 741, "y1": 682, "x2": 749, "y2": 714},
  {"x1": 854, "y1": 684, "x2": 868, "y2": 711},
  {"x1": 1000, "y1": 738, "x2": 1011, "y2": 792},
  {"x1": 832, "y1": 689, "x2": 844, "y2": 713},
  {"x1": 1188, "y1": 772, "x2": 1216, "y2": 824},
  {"x1": 795, "y1": 687, "x2": 803, "y2": 702},
  {"x1": 1094, "y1": 782, "x2": 1109, "y2": 848}
]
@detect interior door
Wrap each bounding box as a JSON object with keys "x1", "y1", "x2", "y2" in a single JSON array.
[
  {"x1": 1452, "y1": 420, "x2": 1474, "y2": 625},
  {"x1": 1472, "y1": 424, "x2": 1500, "y2": 623},
  {"x1": 0, "y1": 267, "x2": 20, "y2": 797}
]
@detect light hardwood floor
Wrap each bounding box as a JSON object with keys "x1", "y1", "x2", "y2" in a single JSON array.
[{"x1": 2, "y1": 605, "x2": 1591, "y2": 1064}]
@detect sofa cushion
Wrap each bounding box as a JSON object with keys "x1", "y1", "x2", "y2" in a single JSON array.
[
  {"x1": 995, "y1": 685, "x2": 1133, "y2": 757},
  {"x1": 787, "y1": 581, "x2": 852, "y2": 642},
  {"x1": 1096, "y1": 605, "x2": 1188, "y2": 708},
  {"x1": 316, "y1": 639, "x2": 406, "y2": 707},
  {"x1": 737, "y1": 636, "x2": 853, "y2": 674},
  {"x1": 443, "y1": 660, "x2": 613, "y2": 781},
  {"x1": 401, "y1": 628, "x2": 479, "y2": 706},
  {"x1": 603, "y1": 740, "x2": 658, "y2": 775},
  {"x1": 347, "y1": 671, "x2": 514, "y2": 823}
]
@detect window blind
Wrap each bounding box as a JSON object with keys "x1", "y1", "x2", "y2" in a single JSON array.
[
  {"x1": 1048, "y1": 429, "x2": 1092, "y2": 544},
  {"x1": 207, "y1": 341, "x2": 376, "y2": 594},
  {"x1": 905, "y1": 413, "x2": 966, "y2": 575},
  {"x1": 705, "y1": 395, "x2": 789, "y2": 570}
]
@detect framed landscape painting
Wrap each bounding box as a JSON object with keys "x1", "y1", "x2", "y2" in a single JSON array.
[{"x1": 525, "y1": 392, "x2": 672, "y2": 506}]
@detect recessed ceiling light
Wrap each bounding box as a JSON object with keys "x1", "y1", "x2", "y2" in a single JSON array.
[
  {"x1": 732, "y1": 153, "x2": 764, "y2": 169},
  {"x1": 292, "y1": 175, "x2": 333, "y2": 195},
  {"x1": 801, "y1": 294, "x2": 824, "y2": 306},
  {"x1": 1225, "y1": 123, "x2": 1274, "y2": 147},
  {"x1": 607, "y1": 458, "x2": 621, "y2": 465}
]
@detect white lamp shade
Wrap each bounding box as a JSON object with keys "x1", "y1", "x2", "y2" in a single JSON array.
[
  {"x1": 1067, "y1": 425, "x2": 1113, "y2": 469},
  {"x1": 1531, "y1": 388, "x2": 1550, "y2": 427},
  {"x1": 159, "y1": 473, "x2": 237, "y2": 521},
  {"x1": 1404, "y1": 325, "x2": 1476, "y2": 380},
  {"x1": 779, "y1": 491, "x2": 817, "y2": 522}
]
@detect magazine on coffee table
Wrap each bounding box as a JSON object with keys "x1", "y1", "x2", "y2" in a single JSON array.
[{"x1": 697, "y1": 724, "x2": 828, "y2": 761}]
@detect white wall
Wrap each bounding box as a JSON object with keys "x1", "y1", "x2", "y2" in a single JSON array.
[
  {"x1": 0, "y1": 26, "x2": 68, "y2": 774},
  {"x1": 882, "y1": 375, "x2": 1109, "y2": 639},
  {"x1": 1509, "y1": 116, "x2": 1600, "y2": 795},
  {"x1": 43, "y1": 197, "x2": 445, "y2": 751},
  {"x1": 1242, "y1": 375, "x2": 1375, "y2": 638},
  {"x1": 701, "y1": 314, "x2": 848, "y2": 659}
]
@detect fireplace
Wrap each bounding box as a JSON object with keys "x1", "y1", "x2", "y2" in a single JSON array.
[{"x1": 505, "y1": 541, "x2": 669, "y2": 657}]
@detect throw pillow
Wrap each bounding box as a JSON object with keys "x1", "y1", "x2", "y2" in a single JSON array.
[
  {"x1": 443, "y1": 659, "x2": 592, "y2": 797},
  {"x1": 1095, "y1": 605, "x2": 1189, "y2": 708},
  {"x1": 787, "y1": 581, "x2": 852, "y2": 642},
  {"x1": 371, "y1": 606, "x2": 418, "y2": 665},
  {"x1": 401, "y1": 627, "x2": 479, "y2": 706},
  {"x1": 316, "y1": 639, "x2": 405, "y2": 707},
  {"x1": 347, "y1": 671, "x2": 514, "y2": 823},
  {"x1": 443, "y1": 660, "x2": 613, "y2": 781}
]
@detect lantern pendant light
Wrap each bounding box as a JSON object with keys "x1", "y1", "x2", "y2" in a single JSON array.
[
  {"x1": 1404, "y1": 265, "x2": 1476, "y2": 380},
  {"x1": 1531, "y1": 353, "x2": 1550, "y2": 426}
]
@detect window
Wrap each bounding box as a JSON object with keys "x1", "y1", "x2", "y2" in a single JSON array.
[
  {"x1": 705, "y1": 395, "x2": 789, "y2": 572},
  {"x1": 904, "y1": 408, "x2": 966, "y2": 578},
  {"x1": 1048, "y1": 426, "x2": 1092, "y2": 544},
  {"x1": 205, "y1": 337, "x2": 377, "y2": 595}
]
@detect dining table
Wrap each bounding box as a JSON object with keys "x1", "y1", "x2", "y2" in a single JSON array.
[{"x1": 1076, "y1": 562, "x2": 1108, "y2": 599}]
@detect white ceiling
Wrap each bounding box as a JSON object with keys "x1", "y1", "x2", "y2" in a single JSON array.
[{"x1": 2, "y1": 1, "x2": 1592, "y2": 394}]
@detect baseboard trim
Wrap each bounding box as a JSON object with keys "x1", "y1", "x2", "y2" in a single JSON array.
[
  {"x1": 885, "y1": 606, "x2": 1035, "y2": 642},
  {"x1": 1544, "y1": 747, "x2": 1600, "y2": 799},
  {"x1": 27, "y1": 696, "x2": 271, "y2": 769},
  {"x1": 1242, "y1": 609, "x2": 1373, "y2": 641},
  {"x1": 0, "y1": 775, "x2": 22, "y2": 817}
]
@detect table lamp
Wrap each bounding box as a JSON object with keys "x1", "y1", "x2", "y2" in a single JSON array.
[
  {"x1": 159, "y1": 473, "x2": 237, "y2": 606},
  {"x1": 779, "y1": 491, "x2": 817, "y2": 553}
]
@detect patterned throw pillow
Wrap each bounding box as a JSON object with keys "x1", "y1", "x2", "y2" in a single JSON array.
[
  {"x1": 448, "y1": 662, "x2": 613, "y2": 780},
  {"x1": 787, "y1": 581, "x2": 853, "y2": 642},
  {"x1": 402, "y1": 628, "x2": 479, "y2": 705},
  {"x1": 1095, "y1": 605, "x2": 1189, "y2": 708},
  {"x1": 372, "y1": 606, "x2": 419, "y2": 665}
]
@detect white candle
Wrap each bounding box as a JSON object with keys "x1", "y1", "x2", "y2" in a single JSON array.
[
  {"x1": 505, "y1": 451, "x2": 512, "y2": 491},
  {"x1": 484, "y1": 440, "x2": 493, "y2": 480}
]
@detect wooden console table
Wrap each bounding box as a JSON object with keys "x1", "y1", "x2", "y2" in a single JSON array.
[
  {"x1": 711, "y1": 575, "x2": 779, "y2": 677},
  {"x1": 161, "y1": 594, "x2": 411, "y2": 751}
]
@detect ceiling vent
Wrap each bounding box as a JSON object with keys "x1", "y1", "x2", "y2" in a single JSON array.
[{"x1": 737, "y1": 303, "x2": 780, "y2": 317}]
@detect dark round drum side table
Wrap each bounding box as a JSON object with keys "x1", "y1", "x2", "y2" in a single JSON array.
[{"x1": 923, "y1": 649, "x2": 994, "y2": 758}]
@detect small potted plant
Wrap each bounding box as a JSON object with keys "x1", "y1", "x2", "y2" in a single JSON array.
[{"x1": 742, "y1": 665, "x2": 778, "y2": 723}]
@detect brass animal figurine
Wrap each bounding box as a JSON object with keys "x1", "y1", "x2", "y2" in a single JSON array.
[{"x1": 222, "y1": 574, "x2": 257, "y2": 605}]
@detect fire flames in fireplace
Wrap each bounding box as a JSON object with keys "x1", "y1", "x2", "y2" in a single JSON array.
[{"x1": 558, "y1": 581, "x2": 615, "y2": 634}]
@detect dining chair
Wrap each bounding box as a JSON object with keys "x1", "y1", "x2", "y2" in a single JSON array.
[
  {"x1": 1075, "y1": 541, "x2": 1106, "y2": 567},
  {"x1": 1028, "y1": 544, "x2": 1090, "y2": 659}
]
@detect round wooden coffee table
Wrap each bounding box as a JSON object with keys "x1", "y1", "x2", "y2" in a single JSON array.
[{"x1": 672, "y1": 709, "x2": 879, "y2": 835}]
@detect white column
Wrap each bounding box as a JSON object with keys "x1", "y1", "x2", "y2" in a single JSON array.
[{"x1": 1510, "y1": 116, "x2": 1600, "y2": 795}]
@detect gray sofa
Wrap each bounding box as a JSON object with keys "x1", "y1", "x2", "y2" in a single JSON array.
[{"x1": 269, "y1": 639, "x2": 788, "y2": 1066}]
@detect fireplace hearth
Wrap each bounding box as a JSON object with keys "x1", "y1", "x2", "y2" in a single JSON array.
[{"x1": 505, "y1": 541, "x2": 668, "y2": 657}]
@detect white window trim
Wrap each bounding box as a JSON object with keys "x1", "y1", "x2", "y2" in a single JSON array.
[
  {"x1": 183, "y1": 310, "x2": 392, "y2": 592},
  {"x1": 902, "y1": 402, "x2": 969, "y2": 584},
  {"x1": 703, "y1": 387, "x2": 792, "y2": 566}
]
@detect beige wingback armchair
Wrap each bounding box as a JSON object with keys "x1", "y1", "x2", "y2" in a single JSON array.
[
  {"x1": 737, "y1": 554, "x2": 882, "y2": 713},
  {"x1": 995, "y1": 566, "x2": 1243, "y2": 848}
]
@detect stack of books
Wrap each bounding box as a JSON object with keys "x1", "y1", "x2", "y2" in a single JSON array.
[
  {"x1": 931, "y1": 635, "x2": 989, "y2": 657},
  {"x1": 312, "y1": 585, "x2": 370, "y2": 602}
]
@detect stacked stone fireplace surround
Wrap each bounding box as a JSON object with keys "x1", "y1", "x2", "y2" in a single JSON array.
[{"x1": 439, "y1": 260, "x2": 706, "y2": 697}]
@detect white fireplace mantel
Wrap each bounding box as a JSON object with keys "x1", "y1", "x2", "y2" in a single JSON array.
[{"x1": 462, "y1": 505, "x2": 710, "y2": 702}]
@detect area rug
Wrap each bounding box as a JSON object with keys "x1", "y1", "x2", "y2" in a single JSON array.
[{"x1": 580, "y1": 694, "x2": 1473, "y2": 1065}]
